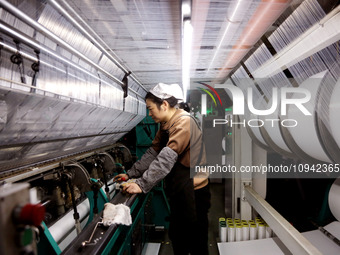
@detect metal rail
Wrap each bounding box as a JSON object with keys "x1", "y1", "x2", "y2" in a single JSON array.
[
  {"x1": 1, "y1": 144, "x2": 122, "y2": 183},
  {"x1": 244, "y1": 185, "x2": 322, "y2": 255}
]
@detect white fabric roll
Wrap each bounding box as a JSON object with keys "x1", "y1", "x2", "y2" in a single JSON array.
[
  {"x1": 329, "y1": 78, "x2": 340, "y2": 149},
  {"x1": 49, "y1": 199, "x2": 90, "y2": 243},
  {"x1": 262, "y1": 97, "x2": 292, "y2": 153},
  {"x1": 287, "y1": 71, "x2": 331, "y2": 162},
  {"x1": 246, "y1": 97, "x2": 268, "y2": 146},
  {"x1": 329, "y1": 177, "x2": 340, "y2": 221}
]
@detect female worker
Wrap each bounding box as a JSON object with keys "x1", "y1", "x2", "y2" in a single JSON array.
[{"x1": 114, "y1": 82, "x2": 210, "y2": 255}]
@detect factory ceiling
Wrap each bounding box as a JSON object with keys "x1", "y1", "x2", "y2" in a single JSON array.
[{"x1": 1, "y1": 0, "x2": 339, "y2": 95}]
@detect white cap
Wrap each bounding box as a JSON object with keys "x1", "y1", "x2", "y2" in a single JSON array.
[{"x1": 149, "y1": 83, "x2": 184, "y2": 101}]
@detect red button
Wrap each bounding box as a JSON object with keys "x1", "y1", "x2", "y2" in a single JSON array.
[{"x1": 19, "y1": 204, "x2": 45, "y2": 227}]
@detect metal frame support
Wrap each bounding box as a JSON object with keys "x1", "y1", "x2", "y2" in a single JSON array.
[
  {"x1": 244, "y1": 185, "x2": 322, "y2": 255},
  {"x1": 233, "y1": 114, "x2": 253, "y2": 220},
  {"x1": 122, "y1": 71, "x2": 131, "y2": 98}
]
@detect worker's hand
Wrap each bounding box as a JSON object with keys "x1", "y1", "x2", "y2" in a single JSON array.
[
  {"x1": 113, "y1": 173, "x2": 129, "y2": 182},
  {"x1": 122, "y1": 183, "x2": 142, "y2": 194}
]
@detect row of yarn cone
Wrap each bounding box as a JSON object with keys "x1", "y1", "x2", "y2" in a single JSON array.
[{"x1": 219, "y1": 217, "x2": 274, "y2": 242}]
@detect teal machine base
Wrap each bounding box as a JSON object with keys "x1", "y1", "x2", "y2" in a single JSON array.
[{"x1": 38, "y1": 184, "x2": 170, "y2": 255}]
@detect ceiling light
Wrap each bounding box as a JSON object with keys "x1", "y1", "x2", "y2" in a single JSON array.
[
  {"x1": 182, "y1": 0, "x2": 192, "y2": 20},
  {"x1": 207, "y1": 0, "x2": 247, "y2": 72},
  {"x1": 182, "y1": 20, "x2": 193, "y2": 102}
]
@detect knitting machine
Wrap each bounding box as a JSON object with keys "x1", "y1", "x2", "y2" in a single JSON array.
[
  {"x1": 2, "y1": 0, "x2": 340, "y2": 254},
  {"x1": 0, "y1": 0, "x2": 171, "y2": 254},
  {"x1": 0, "y1": 141, "x2": 171, "y2": 255}
]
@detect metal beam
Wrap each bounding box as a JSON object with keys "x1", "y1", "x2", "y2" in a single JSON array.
[
  {"x1": 1, "y1": 144, "x2": 120, "y2": 183},
  {"x1": 252, "y1": 5, "x2": 340, "y2": 78},
  {"x1": 244, "y1": 185, "x2": 322, "y2": 255}
]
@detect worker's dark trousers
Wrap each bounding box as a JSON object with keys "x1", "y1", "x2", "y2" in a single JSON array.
[{"x1": 169, "y1": 184, "x2": 211, "y2": 255}]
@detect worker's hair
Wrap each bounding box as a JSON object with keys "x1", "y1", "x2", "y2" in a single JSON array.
[
  {"x1": 145, "y1": 92, "x2": 178, "y2": 109},
  {"x1": 179, "y1": 102, "x2": 190, "y2": 112}
]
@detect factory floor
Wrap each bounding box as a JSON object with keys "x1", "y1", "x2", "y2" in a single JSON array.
[{"x1": 154, "y1": 182, "x2": 225, "y2": 255}]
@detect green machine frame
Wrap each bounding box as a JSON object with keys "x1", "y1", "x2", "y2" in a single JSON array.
[{"x1": 38, "y1": 185, "x2": 170, "y2": 255}]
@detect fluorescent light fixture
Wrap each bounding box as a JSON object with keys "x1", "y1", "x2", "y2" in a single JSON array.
[
  {"x1": 217, "y1": 0, "x2": 291, "y2": 78},
  {"x1": 201, "y1": 94, "x2": 207, "y2": 115},
  {"x1": 207, "y1": 0, "x2": 244, "y2": 71},
  {"x1": 182, "y1": 2, "x2": 191, "y2": 18},
  {"x1": 182, "y1": 20, "x2": 193, "y2": 102}
]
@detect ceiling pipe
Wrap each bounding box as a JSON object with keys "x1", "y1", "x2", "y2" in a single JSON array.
[
  {"x1": 182, "y1": 0, "x2": 193, "y2": 101},
  {"x1": 190, "y1": 0, "x2": 210, "y2": 74},
  {"x1": 207, "y1": 0, "x2": 252, "y2": 73}
]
